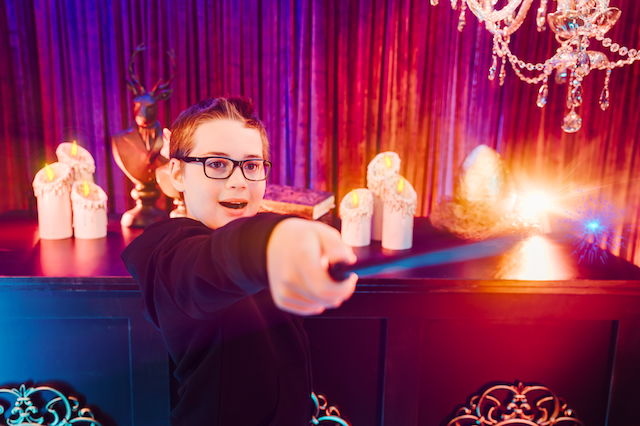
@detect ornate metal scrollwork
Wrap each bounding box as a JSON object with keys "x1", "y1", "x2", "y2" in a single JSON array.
[
  {"x1": 311, "y1": 392, "x2": 351, "y2": 426},
  {"x1": 446, "y1": 381, "x2": 584, "y2": 426},
  {"x1": 0, "y1": 384, "x2": 102, "y2": 426}
]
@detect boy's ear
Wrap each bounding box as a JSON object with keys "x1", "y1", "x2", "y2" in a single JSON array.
[{"x1": 169, "y1": 158, "x2": 186, "y2": 193}]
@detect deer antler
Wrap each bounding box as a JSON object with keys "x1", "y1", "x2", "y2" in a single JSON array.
[
  {"x1": 126, "y1": 43, "x2": 146, "y2": 96},
  {"x1": 151, "y1": 49, "x2": 176, "y2": 94}
]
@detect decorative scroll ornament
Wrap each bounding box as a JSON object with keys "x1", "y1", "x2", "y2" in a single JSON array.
[
  {"x1": 446, "y1": 381, "x2": 584, "y2": 426},
  {"x1": 0, "y1": 384, "x2": 102, "y2": 426},
  {"x1": 310, "y1": 392, "x2": 351, "y2": 426},
  {"x1": 430, "y1": 0, "x2": 638, "y2": 133}
]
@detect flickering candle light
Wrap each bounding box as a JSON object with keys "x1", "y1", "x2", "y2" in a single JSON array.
[
  {"x1": 32, "y1": 162, "x2": 73, "y2": 240},
  {"x1": 367, "y1": 151, "x2": 401, "y2": 241},
  {"x1": 339, "y1": 188, "x2": 374, "y2": 247},
  {"x1": 71, "y1": 180, "x2": 108, "y2": 239},
  {"x1": 56, "y1": 140, "x2": 96, "y2": 182},
  {"x1": 382, "y1": 174, "x2": 417, "y2": 250}
]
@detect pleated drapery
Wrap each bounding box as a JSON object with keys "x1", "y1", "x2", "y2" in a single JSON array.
[{"x1": 2, "y1": 0, "x2": 640, "y2": 265}]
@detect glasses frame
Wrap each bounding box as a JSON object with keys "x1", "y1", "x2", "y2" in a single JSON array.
[{"x1": 177, "y1": 156, "x2": 272, "y2": 181}]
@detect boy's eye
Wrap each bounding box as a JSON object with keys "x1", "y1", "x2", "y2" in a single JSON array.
[
  {"x1": 206, "y1": 160, "x2": 228, "y2": 169},
  {"x1": 243, "y1": 161, "x2": 260, "y2": 171}
]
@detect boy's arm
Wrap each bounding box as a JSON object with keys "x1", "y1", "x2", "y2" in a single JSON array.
[
  {"x1": 155, "y1": 214, "x2": 287, "y2": 318},
  {"x1": 126, "y1": 214, "x2": 356, "y2": 320}
]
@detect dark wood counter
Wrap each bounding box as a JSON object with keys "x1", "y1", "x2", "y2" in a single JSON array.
[{"x1": 1, "y1": 211, "x2": 639, "y2": 426}]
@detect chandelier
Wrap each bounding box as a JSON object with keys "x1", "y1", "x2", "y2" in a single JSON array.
[{"x1": 430, "y1": 0, "x2": 638, "y2": 133}]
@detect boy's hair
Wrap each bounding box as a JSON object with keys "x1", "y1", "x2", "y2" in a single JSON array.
[{"x1": 170, "y1": 97, "x2": 270, "y2": 162}]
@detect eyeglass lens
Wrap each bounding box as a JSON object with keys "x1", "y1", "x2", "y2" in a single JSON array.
[{"x1": 203, "y1": 157, "x2": 270, "y2": 181}]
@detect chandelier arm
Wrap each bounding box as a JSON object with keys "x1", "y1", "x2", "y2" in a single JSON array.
[
  {"x1": 483, "y1": 0, "x2": 536, "y2": 36},
  {"x1": 465, "y1": 0, "x2": 525, "y2": 23}
]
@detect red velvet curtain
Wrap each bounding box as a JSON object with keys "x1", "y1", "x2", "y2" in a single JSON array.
[{"x1": 2, "y1": 0, "x2": 640, "y2": 265}]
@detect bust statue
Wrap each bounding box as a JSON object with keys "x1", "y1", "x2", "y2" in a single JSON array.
[{"x1": 111, "y1": 44, "x2": 175, "y2": 228}]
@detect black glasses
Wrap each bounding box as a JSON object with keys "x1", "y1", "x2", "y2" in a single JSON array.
[{"x1": 177, "y1": 156, "x2": 272, "y2": 181}]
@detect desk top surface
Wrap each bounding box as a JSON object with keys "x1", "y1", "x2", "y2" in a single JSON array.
[{"x1": 1, "y1": 210, "x2": 639, "y2": 291}]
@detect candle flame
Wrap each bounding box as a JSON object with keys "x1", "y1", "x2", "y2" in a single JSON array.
[
  {"x1": 71, "y1": 140, "x2": 78, "y2": 156},
  {"x1": 385, "y1": 154, "x2": 391, "y2": 168},
  {"x1": 83, "y1": 180, "x2": 90, "y2": 197},
  {"x1": 352, "y1": 191, "x2": 359, "y2": 207},
  {"x1": 397, "y1": 177, "x2": 404, "y2": 194},
  {"x1": 45, "y1": 163, "x2": 54, "y2": 182}
]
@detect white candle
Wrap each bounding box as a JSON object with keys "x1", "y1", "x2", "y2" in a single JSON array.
[
  {"x1": 339, "y1": 188, "x2": 374, "y2": 247},
  {"x1": 32, "y1": 162, "x2": 73, "y2": 240},
  {"x1": 367, "y1": 152, "x2": 401, "y2": 240},
  {"x1": 382, "y1": 175, "x2": 417, "y2": 250},
  {"x1": 56, "y1": 141, "x2": 96, "y2": 183},
  {"x1": 71, "y1": 180, "x2": 108, "y2": 239}
]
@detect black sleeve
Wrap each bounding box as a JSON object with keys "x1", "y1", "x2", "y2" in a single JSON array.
[{"x1": 122, "y1": 213, "x2": 292, "y2": 320}]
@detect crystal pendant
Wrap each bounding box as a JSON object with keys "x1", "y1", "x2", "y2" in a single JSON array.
[
  {"x1": 499, "y1": 59, "x2": 506, "y2": 86},
  {"x1": 536, "y1": 5, "x2": 547, "y2": 31},
  {"x1": 562, "y1": 108, "x2": 582, "y2": 133},
  {"x1": 555, "y1": 67, "x2": 567, "y2": 84},
  {"x1": 576, "y1": 51, "x2": 591, "y2": 77},
  {"x1": 450, "y1": 0, "x2": 457, "y2": 10},
  {"x1": 430, "y1": 0, "x2": 439, "y2": 5},
  {"x1": 537, "y1": 84, "x2": 549, "y2": 108},
  {"x1": 572, "y1": 83, "x2": 583, "y2": 107},
  {"x1": 488, "y1": 55, "x2": 497, "y2": 81},
  {"x1": 600, "y1": 87, "x2": 610, "y2": 110},
  {"x1": 457, "y1": 6, "x2": 466, "y2": 32}
]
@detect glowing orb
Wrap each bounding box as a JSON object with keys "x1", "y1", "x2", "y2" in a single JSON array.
[{"x1": 559, "y1": 191, "x2": 627, "y2": 264}]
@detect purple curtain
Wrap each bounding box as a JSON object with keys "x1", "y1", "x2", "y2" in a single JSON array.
[{"x1": 2, "y1": 0, "x2": 640, "y2": 265}]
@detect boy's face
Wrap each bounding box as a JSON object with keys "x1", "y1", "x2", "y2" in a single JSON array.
[{"x1": 169, "y1": 119, "x2": 266, "y2": 229}]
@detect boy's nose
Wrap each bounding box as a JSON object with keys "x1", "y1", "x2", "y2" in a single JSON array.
[{"x1": 225, "y1": 166, "x2": 248, "y2": 189}]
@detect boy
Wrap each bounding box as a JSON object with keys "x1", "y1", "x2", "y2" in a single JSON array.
[{"x1": 121, "y1": 97, "x2": 357, "y2": 426}]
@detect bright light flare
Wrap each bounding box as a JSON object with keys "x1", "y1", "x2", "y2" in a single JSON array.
[
  {"x1": 524, "y1": 191, "x2": 550, "y2": 214},
  {"x1": 385, "y1": 154, "x2": 391, "y2": 169},
  {"x1": 45, "y1": 163, "x2": 54, "y2": 182},
  {"x1": 397, "y1": 177, "x2": 404, "y2": 194},
  {"x1": 71, "y1": 140, "x2": 78, "y2": 156},
  {"x1": 83, "y1": 180, "x2": 90, "y2": 197},
  {"x1": 352, "y1": 191, "x2": 359, "y2": 207}
]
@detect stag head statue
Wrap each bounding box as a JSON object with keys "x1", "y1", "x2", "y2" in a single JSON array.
[
  {"x1": 126, "y1": 43, "x2": 175, "y2": 133},
  {"x1": 111, "y1": 43, "x2": 179, "y2": 228}
]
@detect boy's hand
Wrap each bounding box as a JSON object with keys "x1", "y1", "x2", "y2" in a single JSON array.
[{"x1": 267, "y1": 218, "x2": 358, "y2": 316}]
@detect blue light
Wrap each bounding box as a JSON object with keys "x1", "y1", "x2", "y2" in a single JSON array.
[{"x1": 558, "y1": 191, "x2": 628, "y2": 264}]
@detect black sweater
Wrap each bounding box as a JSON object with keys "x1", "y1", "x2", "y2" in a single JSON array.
[{"x1": 121, "y1": 214, "x2": 313, "y2": 426}]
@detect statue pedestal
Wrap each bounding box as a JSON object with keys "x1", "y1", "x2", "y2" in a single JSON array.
[
  {"x1": 120, "y1": 183, "x2": 168, "y2": 228},
  {"x1": 169, "y1": 198, "x2": 187, "y2": 218}
]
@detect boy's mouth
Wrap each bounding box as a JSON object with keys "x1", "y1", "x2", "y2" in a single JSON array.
[{"x1": 219, "y1": 201, "x2": 248, "y2": 210}]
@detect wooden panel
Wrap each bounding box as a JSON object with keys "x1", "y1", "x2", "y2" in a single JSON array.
[
  {"x1": 0, "y1": 286, "x2": 169, "y2": 426},
  {"x1": 304, "y1": 318, "x2": 385, "y2": 426},
  {"x1": 417, "y1": 319, "x2": 613, "y2": 426}
]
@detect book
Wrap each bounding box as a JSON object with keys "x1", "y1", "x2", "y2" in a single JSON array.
[{"x1": 259, "y1": 184, "x2": 336, "y2": 220}]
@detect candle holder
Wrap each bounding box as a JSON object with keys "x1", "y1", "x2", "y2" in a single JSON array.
[
  {"x1": 32, "y1": 162, "x2": 74, "y2": 240},
  {"x1": 56, "y1": 142, "x2": 95, "y2": 182},
  {"x1": 71, "y1": 181, "x2": 108, "y2": 239},
  {"x1": 367, "y1": 151, "x2": 401, "y2": 241},
  {"x1": 339, "y1": 188, "x2": 374, "y2": 247},
  {"x1": 382, "y1": 174, "x2": 417, "y2": 251}
]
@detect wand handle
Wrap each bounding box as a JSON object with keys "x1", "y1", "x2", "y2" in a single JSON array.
[{"x1": 328, "y1": 262, "x2": 353, "y2": 282}]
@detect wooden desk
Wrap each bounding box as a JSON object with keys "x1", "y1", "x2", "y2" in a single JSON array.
[{"x1": 1, "y1": 211, "x2": 639, "y2": 426}]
